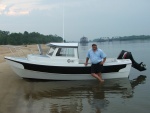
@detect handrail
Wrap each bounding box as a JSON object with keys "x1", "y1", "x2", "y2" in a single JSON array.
[
  {"x1": 8, "y1": 47, "x2": 15, "y2": 57},
  {"x1": 0, "y1": 45, "x2": 35, "y2": 58}
]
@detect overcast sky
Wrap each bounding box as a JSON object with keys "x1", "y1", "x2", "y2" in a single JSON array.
[{"x1": 0, "y1": 0, "x2": 150, "y2": 41}]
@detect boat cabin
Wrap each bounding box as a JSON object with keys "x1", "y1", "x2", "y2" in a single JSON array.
[
  {"x1": 46, "y1": 43, "x2": 78, "y2": 57},
  {"x1": 46, "y1": 43, "x2": 79, "y2": 64},
  {"x1": 28, "y1": 43, "x2": 80, "y2": 64}
]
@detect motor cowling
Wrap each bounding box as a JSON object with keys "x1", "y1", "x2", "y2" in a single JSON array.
[{"x1": 117, "y1": 50, "x2": 146, "y2": 71}]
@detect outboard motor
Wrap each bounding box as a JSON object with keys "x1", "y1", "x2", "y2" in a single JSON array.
[{"x1": 117, "y1": 50, "x2": 146, "y2": 71}]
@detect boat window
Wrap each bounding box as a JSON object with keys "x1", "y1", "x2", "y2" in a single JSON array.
[
  {"x1": 56, "y1": 48, "x2": 74, "y2": 57},
  {"x1": 47, "y1": 47, "x2": 56, "y2": 56}
]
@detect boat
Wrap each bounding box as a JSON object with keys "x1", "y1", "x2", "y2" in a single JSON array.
[
  {"x1": 80, "y1": 36, "x2": 88, "y2": 43},
  {"x1": 4, "y1": 43, "x2": 146, "y2": 80}
]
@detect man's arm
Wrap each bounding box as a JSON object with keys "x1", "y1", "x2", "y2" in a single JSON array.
[
  {"x1": 85, "y1": 57, "x2": 89, "y2": 66},
  {"x1": 85, "y1": 50, "x2": 90, "y2": 66}
]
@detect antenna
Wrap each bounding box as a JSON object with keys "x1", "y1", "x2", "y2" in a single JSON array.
[{"x1": 62, "y1": 0, "x2": 65, "y2": 42}]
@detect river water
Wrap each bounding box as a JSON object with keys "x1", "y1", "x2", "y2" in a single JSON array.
[{"x1": 0, "y1": 40, "x2": 149, "y2": 113}]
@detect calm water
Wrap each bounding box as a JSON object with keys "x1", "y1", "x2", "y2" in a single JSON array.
[{"x1": 0, "y1": 40, "x2": 149, "y2": 113}]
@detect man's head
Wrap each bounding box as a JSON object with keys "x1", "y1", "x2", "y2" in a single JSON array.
[{"x1": 92, "y1": 44, "x2": 97, "y2": 51}]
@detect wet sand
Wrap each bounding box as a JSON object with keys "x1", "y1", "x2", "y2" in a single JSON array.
[
  {"x1": 0, "y1": 62, "x2": 25, "y2": 113},
  {"x1": 0, "y1": 62, "x2": 53, "y2": 113}
]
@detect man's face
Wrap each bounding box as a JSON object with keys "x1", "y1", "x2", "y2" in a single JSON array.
[{"x1": 92, "y1": 45, "x2": 97, "y2": 51}]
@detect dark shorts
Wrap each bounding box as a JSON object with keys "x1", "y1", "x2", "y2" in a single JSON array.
[{"x1": 91, "y1": 62, "x2": 103, "y2": 73}]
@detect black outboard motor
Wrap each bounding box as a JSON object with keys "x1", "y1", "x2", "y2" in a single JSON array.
[{"x1": 117, "y1": 50, "x2": 146, "y2": 71}]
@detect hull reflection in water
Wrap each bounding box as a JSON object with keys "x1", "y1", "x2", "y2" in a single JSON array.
[{"x1": 23, "y1": 75, "x2": 146, "y2": 113}]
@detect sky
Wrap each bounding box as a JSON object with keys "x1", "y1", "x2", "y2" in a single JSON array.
[{"x1": 0, "y1": 0, "x2": 150, "y2": 41}]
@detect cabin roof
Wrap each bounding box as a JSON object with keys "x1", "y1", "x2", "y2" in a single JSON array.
[{"x1": 46, "y1": 43, "x2": 78, "y2": 48}]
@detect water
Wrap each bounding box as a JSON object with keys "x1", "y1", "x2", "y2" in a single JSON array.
[{"x1": 0, "y1": 40, "x2": 150, "y2": 113}]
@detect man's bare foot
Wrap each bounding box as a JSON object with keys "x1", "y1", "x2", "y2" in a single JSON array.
[{"x1": 99, "y1": 79, "x2": 104, "y2": 83}]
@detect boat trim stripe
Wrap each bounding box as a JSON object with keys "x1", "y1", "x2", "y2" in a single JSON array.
[{"x1": 5, "y1": 58, "x2": 127, "y2": 74}]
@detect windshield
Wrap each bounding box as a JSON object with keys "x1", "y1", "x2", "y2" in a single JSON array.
[
  {"x1": 56, "y1": 48, "x2": 75, "y2": 57},
  {"x1": 47, "y1": 47, "x2": 56, "y2": 56}
]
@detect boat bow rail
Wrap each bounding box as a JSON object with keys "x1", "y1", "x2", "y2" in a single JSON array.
[
  {"x1": 46, "y1": 43, "x2": 78, "y2": 48},
  {"x1": 1, "y1": 45, "x2": 35, "y2": 59}
]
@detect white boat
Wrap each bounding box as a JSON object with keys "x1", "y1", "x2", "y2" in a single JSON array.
[{"x1": 4, "y1": 43, "x2": 146, "y2": 80}]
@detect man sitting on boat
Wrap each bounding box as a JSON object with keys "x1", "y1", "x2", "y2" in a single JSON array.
[{"x1": 85, "y1": 44, "x2": 106, "y2": 82}]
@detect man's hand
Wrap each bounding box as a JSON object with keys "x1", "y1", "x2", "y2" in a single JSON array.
[
  {"x1": 85, "y1": 57, "x2": 89, "y2": 66},
  {"x1": 100, "y1": 61, "x2": 104, "y2": 65},
  {"x1": 84, "y1": 62, "x2": 88, "y2": 66},
  {"x1": 100, "y1": 57, "x2": 106, "y2": 65}
]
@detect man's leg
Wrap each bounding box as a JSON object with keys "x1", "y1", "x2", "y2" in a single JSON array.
[
  {"x1": 91, "y1": 73, "x2": 104, "y2": 82},
  {"x1": 97, "y1": 72, "x2": 104, "y2": 82}
]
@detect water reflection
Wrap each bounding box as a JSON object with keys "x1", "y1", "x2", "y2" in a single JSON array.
[
  {"x1": 22, "y1": 75, "x2": 146, "y2": 113},
  {"x1": 130, "y1": 75, "x2": 147, "y2": 88}
]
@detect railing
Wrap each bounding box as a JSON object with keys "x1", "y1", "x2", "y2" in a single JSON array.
[{"x1": 0, "y1": 45, "x2": 35, "y2": 58}]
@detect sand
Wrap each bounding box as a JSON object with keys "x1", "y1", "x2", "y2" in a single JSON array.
[{"x1": 0, "y1": 61, "x2": 40, "y2": 113}]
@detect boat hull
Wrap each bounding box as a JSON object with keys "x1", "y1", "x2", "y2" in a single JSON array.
[{"x1": 5, "y1": 58, "x2": 132, "y2": 80}]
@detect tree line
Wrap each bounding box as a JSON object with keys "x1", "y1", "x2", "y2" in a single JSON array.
[
  {"x1": 113, "y1": 35, "x2": 150, "y2": 41},
  {"x1": 0, "y1": 30, "x2": 63, "y2": 45},
  {"x1": 93, "y1": 35, "x2": 150, "y2": 42}
]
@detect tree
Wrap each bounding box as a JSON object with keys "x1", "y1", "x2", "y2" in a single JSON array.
[{"x1": 0, "y1": 30, "x2": 63, "y2": 45}]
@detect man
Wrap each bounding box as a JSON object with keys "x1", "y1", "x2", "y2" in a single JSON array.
[{"x1": 85, "y1": 44, "x2": 106, "y2": 82}]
